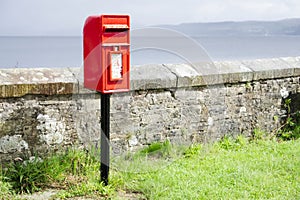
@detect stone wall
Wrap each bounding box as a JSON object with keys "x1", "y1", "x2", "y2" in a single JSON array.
[{"x1": 0, "y1": 57, "x2": 299, "y2": 161}]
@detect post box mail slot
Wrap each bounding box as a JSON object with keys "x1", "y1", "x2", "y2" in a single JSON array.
[{"x1": 83, "y1": 15, "x2": 130, "y2": 93}]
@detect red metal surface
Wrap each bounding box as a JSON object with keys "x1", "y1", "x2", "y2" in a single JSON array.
[{"x1": 83, "y1": 15, "x2": 130, "y2": 93}]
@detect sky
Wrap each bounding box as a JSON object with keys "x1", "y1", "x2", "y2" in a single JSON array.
[{"x1": 0, "y1": 0, "x2": 300, "y2": 36}]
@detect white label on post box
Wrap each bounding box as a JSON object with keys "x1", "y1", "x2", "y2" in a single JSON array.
[{"x1": 111, "y1": 53, "x2": 123, "y2": 80}]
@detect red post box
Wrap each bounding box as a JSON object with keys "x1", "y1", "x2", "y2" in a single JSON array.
[{"x1": 83, "y1": 15, "x2": 130, "y2": 93}]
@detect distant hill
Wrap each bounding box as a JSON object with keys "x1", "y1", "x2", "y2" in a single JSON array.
[{"x1": 159, "y1": 18, "x2": 300, "y2": 36}]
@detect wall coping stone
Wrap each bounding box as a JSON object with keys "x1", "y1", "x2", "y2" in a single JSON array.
[{"x1": 0, "y1": 56, "x2": 299, "y2": 98}]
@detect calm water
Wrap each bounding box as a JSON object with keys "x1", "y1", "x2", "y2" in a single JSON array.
[{"x1": 0, "y1": 36, "x2": 300, "y2": 68}]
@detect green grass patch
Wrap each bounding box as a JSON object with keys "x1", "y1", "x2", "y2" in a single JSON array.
[
  {"x1": 0, "y1": 136, "x2": 299, "y2": 199},
  {"x1": 111, "y1": 140, "x2": 189, "y2": 174},
  {"x1": 113, "y1": 138, "x2": 300, "y2": 199}
]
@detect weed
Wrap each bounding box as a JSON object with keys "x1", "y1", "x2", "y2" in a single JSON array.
[
  {"x1": 252, "y1": 128, "x2": 267, "y2": 140},
  {"x1": 4, "y1": 156, "x2": 49, "y2": 193},
  {"x1": 3, "y1": 148, "x2": 99, "y2": 194},
  {"x1": 218, "y1": 135, "x2": 248, "y2": 150},
  {"x1": 0, "y1": 175, "x2": 13, "y2": 199},
  {"x1": 55, "y1": 181, "x2": 113, "y2": 199},
  {"x1": 183, "y1": 144, "x2": 202, "y2": 157},
  {"x1": 139, "y1": 140, "x2": 171, "y2": 157},
  {"x1": 279, "y1": 111, "x2": 300, "y2": 140},
  {"x1": 120, "y1": 140, "x2": 173, "y2": 163},
  {"x1": 276, "y1": 97, "x2": 300, "y2": 140},
  {"x1": 245, "y1": 81, "x2": 252, "y2": 89}
]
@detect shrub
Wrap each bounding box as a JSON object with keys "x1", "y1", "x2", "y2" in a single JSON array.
[{"x1": 277, "y1": 97, "x2": 300, "y2": 140}]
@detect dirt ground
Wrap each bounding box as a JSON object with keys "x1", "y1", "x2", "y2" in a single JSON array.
[{"x1": 18, "y1": 189, "x2": 146, "y2": 200}]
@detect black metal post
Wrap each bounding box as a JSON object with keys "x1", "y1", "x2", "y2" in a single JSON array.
[{"x1": 100, "y1": 93, "x2": 111, "y2": 185}]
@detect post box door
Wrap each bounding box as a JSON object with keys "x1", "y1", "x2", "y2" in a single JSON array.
[{"x1": 103, "y1": 47, "x2": 129, "y2": 93}]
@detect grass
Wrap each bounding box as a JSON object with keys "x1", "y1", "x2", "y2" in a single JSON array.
[
  {"x1": 0, "y1": 149, "x2": 114, "y2": 199},
  {"x1": 0, "y1": 175, "x2": 14, "y2": 199},
  {"x1": 113, "y1": 136, "x2": 300, "y2": 199},
  {"x1": 0, "y1": 135, "x2": 299, "y2": 199}
]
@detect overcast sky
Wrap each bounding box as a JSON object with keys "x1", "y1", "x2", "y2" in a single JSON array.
[{"x1": 1, "y1": 0, "x2": 300, "y2": 36}]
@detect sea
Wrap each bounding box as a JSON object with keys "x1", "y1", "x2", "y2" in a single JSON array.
[{"x1": 0, "y1": 35, "x2": 300, "y2": 68}]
